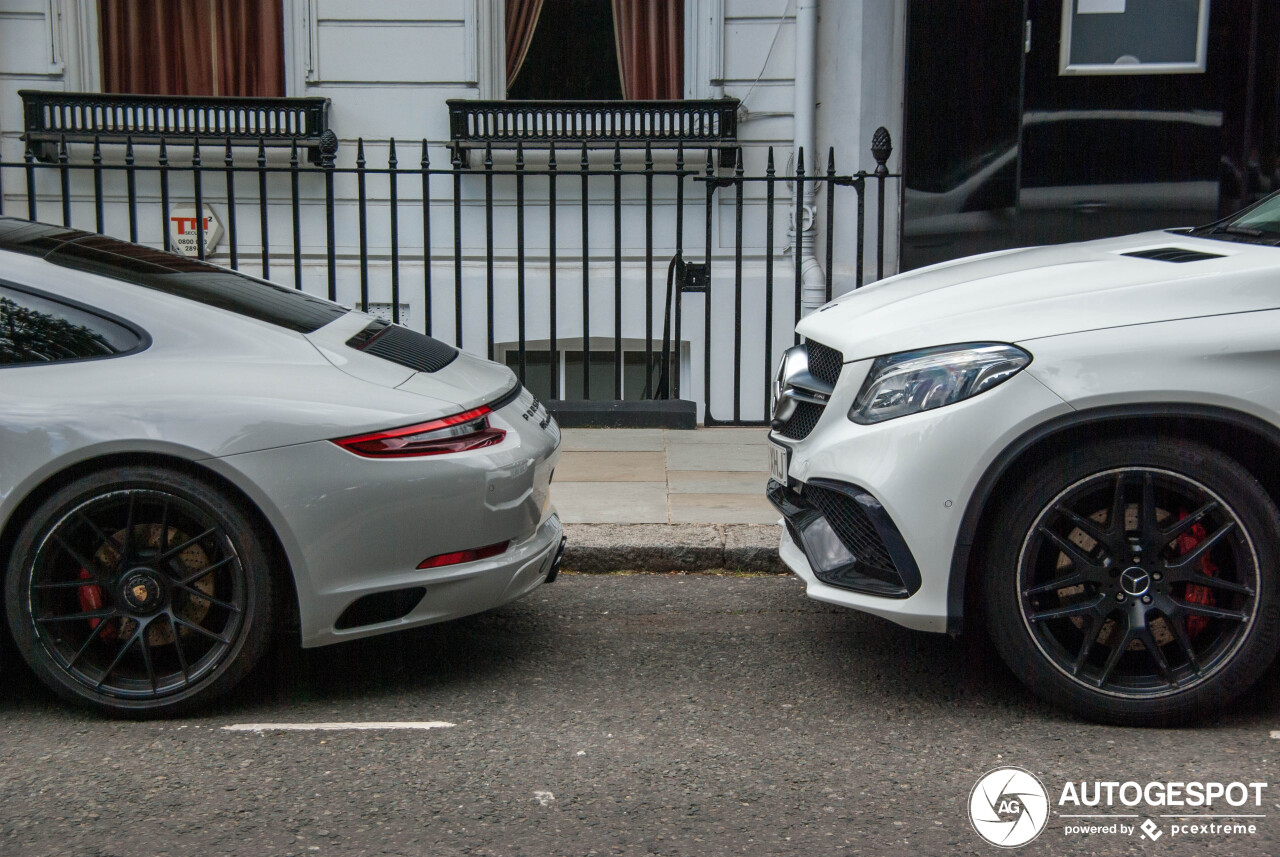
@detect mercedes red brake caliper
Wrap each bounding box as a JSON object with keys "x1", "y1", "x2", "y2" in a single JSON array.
[{"x1": 1175, "y1": 515, "x2": 1217, "y2": 637}]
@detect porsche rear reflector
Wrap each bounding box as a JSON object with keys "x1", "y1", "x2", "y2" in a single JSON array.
[
  {"x1": 332, "y1": 406, "x2": 505, "y2": 458},
  {"x1": 417, "y1": 541, "x2": 510, "y2": 569}
]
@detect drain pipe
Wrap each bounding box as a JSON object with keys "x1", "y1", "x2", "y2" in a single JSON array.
[{"x1": 793, "y1": 0, "x2": 825, "y2": 314}]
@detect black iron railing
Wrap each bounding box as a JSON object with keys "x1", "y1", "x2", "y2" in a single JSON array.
[
  {"x1": 448, "y1": 98, "x2": 739, "y2": 165},
  {"x1": 0, "y1": 122, "x2": 899, "y2": 425},
  {"x1": 20, "y1": 91, "x2": 332, "y2": 164},
  {"x1": 686, "y1": 139, "x2": 897, "y2": 425}
]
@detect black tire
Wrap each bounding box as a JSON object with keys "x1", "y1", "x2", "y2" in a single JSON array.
[
  {"x1": 984, "y1": 437, "x2": 1280, "y2": 725},
  {"x1": 5, "y1": 466, "x2": 275, "y2": 717}
]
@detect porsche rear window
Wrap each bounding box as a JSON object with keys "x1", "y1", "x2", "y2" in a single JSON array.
[{"x1": 0, "y1": 219, "x2": 348, "y2": 334}]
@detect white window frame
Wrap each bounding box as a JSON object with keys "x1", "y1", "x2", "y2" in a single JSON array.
[
  {"x1": 1058, "y1": 0, "x2": 1209, "y2": 76},
  {"x1": 59, "y1": 0, "x2": 302, "y2": 95}
]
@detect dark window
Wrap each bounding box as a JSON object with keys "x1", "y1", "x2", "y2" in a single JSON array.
[
  {"x1": 40, "y1": 233, "x2": 348, "y2": 334},
  {"x1": 506, "y1": 0, "x2": 683, "y2": 100},
  {"x1": 0, "y1": 285, "x2": 143, "y2": 365},
  {"x1": 506, "y1": 348, "x2": 674, "y2": 399},
  {"x1": 508, "y1": 0, "x2": 623, "y2": 100}
]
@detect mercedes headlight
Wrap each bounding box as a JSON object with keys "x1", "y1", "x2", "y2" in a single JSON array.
[{"x1": 848, "y1": 343, "x2": 1031, "y2": 425}]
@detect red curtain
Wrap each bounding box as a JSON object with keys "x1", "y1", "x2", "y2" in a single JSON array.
[
  {"x1": 611, "y1": 0, "x2": 683, "y2": 100},
  {"x1": 505, "y1": 0, "x2": 546, "y2": 90},
  {"x1": 99, "y1": 0, "x2": 284, "y2": 97},
  {"x1": 214, "y1": 0, "x2": 285, "y2": 97}
]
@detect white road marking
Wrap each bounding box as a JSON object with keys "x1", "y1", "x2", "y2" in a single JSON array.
[
  {"x1": 533, "y1": 791, "x2": 556, "y2": 806},
  {"x1": 1271, "y1": 731, "x2": 1279, "y2": 739},
  {"x1": 222, "y1": 721, "x2": 455, "y2": 733}
]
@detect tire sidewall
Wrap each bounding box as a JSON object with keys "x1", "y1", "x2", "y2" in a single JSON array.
[
  {"x1": 984, "y1": 438, "x2": 1280, "y2": 725},
  {"x1": 5, "y1": 465, "x2": 274, "y2": 717}
]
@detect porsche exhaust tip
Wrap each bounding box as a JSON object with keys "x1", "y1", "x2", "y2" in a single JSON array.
[{"x1": 546, "y1": 536, "x2": 567, "y2": 583}]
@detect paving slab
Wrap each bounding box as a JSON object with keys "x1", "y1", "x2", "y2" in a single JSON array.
[
  {"x1": 663, "y1": 427, "x2": 770, "y2": 445},
  {"x1": 560, "y1": 428, "x2": 666, "y2": 451},
  {"x1": 665, "y1": 442, "x2": 770, "y2": 472},
  {"x1": 669, "y1": 493, "x2": 779, "y2": 524},
  {"x1": 667, "y1": 470, "x2": 768, "y2": 494},
  {"x1": 553, "y1": 481, "x2": 668, "y2": 523},
  {"x1": 550, "y1": 428, "x2": 786, "y2": 566},
  {"x1": 555, "y1": 450, "x2": 667, "y2": 482}
]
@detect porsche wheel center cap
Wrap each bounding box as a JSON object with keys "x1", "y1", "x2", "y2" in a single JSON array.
[{"x1": 121, "y1": 571, "x2": 164, "y2": 614}]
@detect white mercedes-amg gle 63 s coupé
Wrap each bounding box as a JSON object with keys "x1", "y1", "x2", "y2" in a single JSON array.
[
  {"x1": 768, "y1": 194, "x2": 1280, "y2": 725},
  {"x1": 0, "y1": 217, "x2": 563, "y2": 717}
]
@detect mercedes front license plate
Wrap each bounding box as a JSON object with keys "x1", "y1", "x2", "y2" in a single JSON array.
[{"x1": 769, "y1": 442, "x2": 790, "y2": 485}]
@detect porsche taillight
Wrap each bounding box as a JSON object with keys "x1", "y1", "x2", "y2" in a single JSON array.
[{"x1": 332, "y1": 406, "x2": 505, "y2": 458}]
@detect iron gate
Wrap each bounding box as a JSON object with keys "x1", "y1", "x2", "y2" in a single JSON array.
[{"x1": 671, "y1": 127, "x2": 899, "y2": 426}]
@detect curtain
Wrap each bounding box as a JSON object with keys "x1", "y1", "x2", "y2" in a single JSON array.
[
  {"x1": 99, "y1": 0, "x2": 283, "y2": 97},
  {"x1": 100, "y1": 0, "x2": 213, "y2": 95},
  {"x1": 505, "y1": 0, "x2": 546, "y2": 90},
  {"x1": 611, "y1": 0, "x2": 683, "y2": 100},
  {"x1": 215, "y1": 0, "x2": 285, "y2": 97}
]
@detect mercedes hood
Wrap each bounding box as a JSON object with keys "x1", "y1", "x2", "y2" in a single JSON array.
[{"x1": 797, "y1": 231, "x2": 1280, "y2": 362}]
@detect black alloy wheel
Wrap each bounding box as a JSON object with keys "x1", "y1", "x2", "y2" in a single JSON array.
[
  {"x1": 985, "y1": 438, "x2": 1280, "y2": 725},
  {"x1": 5, "y1": 466, "x2": 274, "y2": 717}
]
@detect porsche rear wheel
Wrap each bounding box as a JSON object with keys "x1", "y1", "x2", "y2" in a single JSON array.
[
  {"x1": 5, "y1": 466, "x2": 275, "y2": 717},
  {"x1": 984, "y1": 438, "x2": 1280, "y2": 725}
]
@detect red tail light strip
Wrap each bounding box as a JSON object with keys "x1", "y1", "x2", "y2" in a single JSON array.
[{"x1": 332, "y1": 406, "x2": 506, "y2": 458}]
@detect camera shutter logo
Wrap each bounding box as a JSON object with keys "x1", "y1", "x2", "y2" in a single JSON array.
[{"x1": 969, "y1": 767, "x2": 1050, "y2": 848}]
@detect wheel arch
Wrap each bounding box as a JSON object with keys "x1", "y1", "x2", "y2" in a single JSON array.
[
  {"x1": 0, "y1": 451, "x2": 300, "y2": 639},
  {"x1": 948, "y1": 404, "x2": 1280, "y2": 636}
]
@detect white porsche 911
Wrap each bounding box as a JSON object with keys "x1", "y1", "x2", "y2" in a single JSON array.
[
  {"x1": 0, "y1": 217, "x2": 564, "y2": 717},
  {"x1": 769, "y1": 195, "x2": 1280, "y2": 725}
]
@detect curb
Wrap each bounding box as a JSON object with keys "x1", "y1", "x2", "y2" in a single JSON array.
[{"x1": 561, "y1": 523, "x2": 786, "y2": 574}]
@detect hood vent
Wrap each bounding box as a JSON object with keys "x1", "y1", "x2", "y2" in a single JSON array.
[
  {"x1": 346, "y1": 319, "x2": 458, "y2": 372},
  {"x1": 1121, "y1": 247, "x2": 1224, "y2": 263}
]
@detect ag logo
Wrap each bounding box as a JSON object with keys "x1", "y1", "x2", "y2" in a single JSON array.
[{"x1": 969, "y1": 767, "x2": 1050, "y2": 848}]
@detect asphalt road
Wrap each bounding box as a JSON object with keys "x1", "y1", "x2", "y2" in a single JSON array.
[{"x1": 0, "y1": 572, "x2": 1277, "y2": 857}]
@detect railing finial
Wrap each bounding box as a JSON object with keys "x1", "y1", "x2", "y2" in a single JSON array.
[
  {"x1": 319, "y1": 129, "x2": 339, "y2": 166},
  {"x1": 871, "y1": 126, "x2": 892, "y2": 177}
]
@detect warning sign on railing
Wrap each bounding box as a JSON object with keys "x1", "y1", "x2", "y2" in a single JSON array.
[{"x1": 168, "y1": 205, "x2": 223, "y2": 258}]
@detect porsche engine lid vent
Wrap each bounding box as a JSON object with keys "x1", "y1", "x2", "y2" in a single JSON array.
[
  {"x1": 1121, "y1": 247, "x2": 1225, "y2": 263},
  {"x1": 345, "y1": 319, "x2": 458, "y2": 372}
]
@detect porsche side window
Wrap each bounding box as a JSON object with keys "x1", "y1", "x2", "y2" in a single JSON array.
[{"x1": 0, "y1": 286, "x2": 143, "y2": 366}]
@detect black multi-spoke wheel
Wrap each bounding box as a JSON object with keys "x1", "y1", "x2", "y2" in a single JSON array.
[
  {"x1": 5, "y1": 466, "x2": 274, "y2": 717},
  {"x1": 985, "y1": 439, "x2": 1280, "y2": 725}
]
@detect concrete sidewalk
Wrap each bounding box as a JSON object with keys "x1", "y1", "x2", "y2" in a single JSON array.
[{"x1": 552, "y1": 428, "x2": 786, "y2": 573}]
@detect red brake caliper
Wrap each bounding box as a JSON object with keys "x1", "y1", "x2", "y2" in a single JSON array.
[
  {"x1": 1175, "y1": 515, "x2": 1217, "y2": 637},
  {"x1": 76, "y1": 568, "x2": 115, "y2": 641}
]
